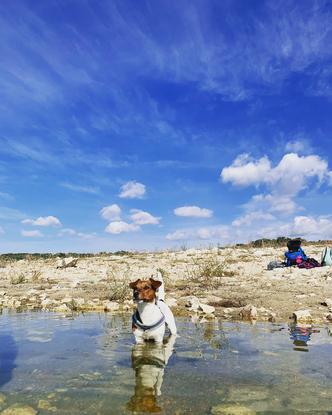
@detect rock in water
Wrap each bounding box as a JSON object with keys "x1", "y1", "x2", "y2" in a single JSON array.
[
  {"x1": 211, "y1": 403, "x2": 256, "y2": 414},
  {"x1": 292, "y1": 309, "x2": 312, "y2": 323},
  {"x1": 1, "y1": 404, "x2": 37, "y2": 415},
  {"x1": 240, "y1": 304, "x2": 258, "y2": 320}
]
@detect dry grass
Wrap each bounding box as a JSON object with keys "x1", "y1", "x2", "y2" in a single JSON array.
[
  {"x1": 186, "y1": 257, "x2": 235, "y2": 290},
  {"x1": 10, "y1": 273, "x2": 26, "y2": 285},
  {"x1": 105, "y1": 267, "x2": 131, "y2": 302}
]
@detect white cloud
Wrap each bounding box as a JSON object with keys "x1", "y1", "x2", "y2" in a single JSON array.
[
  {"x1": 58, "y1": 228, "x2": 96, "y2": 239},
  {"x1": 221, "y1": 154, "x2": 271, "y2": 186},
  {"x1": 22, "y1": 216, "x2": 62, "y2": 227},
  {"x1": 221, "y1": 153, "x2": 329, "y2": 194},
  {"x1": 174, "y1": 206, "x2": 213, "y2": 218},
  {"x1": 105, "y1": 221, "x2": 140, "y2": 234},
  {"x1": 244, "y1": 194, "x2": 297, "y2": 215},
  {"x1": 100, "y1": 204, "x2": 121, "y2": 221},
  {"x1": 119, "y1": 181, "x2": 146, "y2": 199},
  {"x1": 21, "y1": 230, "x2": 43, "y2": 238},
  {"x1": 130, "y1": 209, "x2": 160, "y2": 225},
  {"x1": 166, "y1": 226, "x2": 229, "y2": 241},
  {"x1": 232, "y1": 211, "x2": 275, "y2": 227}
]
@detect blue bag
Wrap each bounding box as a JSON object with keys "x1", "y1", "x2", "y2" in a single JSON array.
[{"x1": 285, "y1": 247, "x2": 307, "y2": 266}]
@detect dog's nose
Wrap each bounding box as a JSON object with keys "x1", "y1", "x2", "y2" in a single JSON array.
[{"x1": 133, "y1": 291, "x2": 139, "y2": 300}]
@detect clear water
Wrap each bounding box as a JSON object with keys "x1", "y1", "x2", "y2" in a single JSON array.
[{"x1": 0, "y1": 312, "x2": 332, "y2": 414}]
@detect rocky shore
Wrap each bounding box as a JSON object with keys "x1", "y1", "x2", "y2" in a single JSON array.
[{"x1": 0, "y1": 245, "x2": 332, "y2": 323}]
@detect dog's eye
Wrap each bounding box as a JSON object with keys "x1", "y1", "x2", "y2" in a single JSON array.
[{"x1": 143, "y1": 286, "x2": 150, "y2": 290}]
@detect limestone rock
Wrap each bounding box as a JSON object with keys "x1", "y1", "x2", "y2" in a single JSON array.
[
  {"x1": 292, "y1": 309, "x2": 312, "y2": 323},
  {"x1": 185, "y1": 296, "x2": 200, "y2": 311},
  {"x1": 240, "y1": 305, "x2": 258, "y2": 320},
  {"x1": 325, "y1": 313, "x2": 332, "y2": 321},
  {"x1": 56, "y1": 257, "x2": 78, "y2": 269},
  {"x1": 0, "y1": 404, "x2": 37, "y2": 415},
  {"x1": 103, "y1": 301, "x2": 119, "y2": 312},
  {"x1": 211, "y1": 403, "x2": 256, "y2": 415},
  {"x1": 198, "y1": 303, "x2": 215, "y2": 315},
  {"x1": 165, "y1": 297, "x2": 177, "y2": 307}
]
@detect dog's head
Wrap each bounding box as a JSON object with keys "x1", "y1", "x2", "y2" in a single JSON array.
[{"x1": 129, "y1": 278, "x2": 162, "y2": 303}]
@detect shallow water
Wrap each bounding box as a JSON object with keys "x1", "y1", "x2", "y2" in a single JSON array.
[{"x1": 0, "y1": 312, "x2": 332, "y2": 414}]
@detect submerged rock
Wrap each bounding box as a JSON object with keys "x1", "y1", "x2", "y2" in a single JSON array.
[
  {"x1": 0, "y1": 404, "x2": 37, "y2": 415},
  {"x1": 211, "y1": 403, "x2": 256, "y2": 415}
]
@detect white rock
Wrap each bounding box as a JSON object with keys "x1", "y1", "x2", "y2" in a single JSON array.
[
  {"x1": 198, "y1": 303, "x2": 215, "y2": 315},
  {"x1": 103, "y1": 301, "x2": 119, "y2": 312},
  {"x1": 165, "y1": 298, "x2": 177, "y2": 307},
  {"x1": 292, "y1": 309, "x2": 312, "y2": 323},
  {"x1": 240, "y1": 305, "x2": 258, "y2": 320},
  {"x1": 185, "y1": 296, "x2": 200, "y2": 311}
]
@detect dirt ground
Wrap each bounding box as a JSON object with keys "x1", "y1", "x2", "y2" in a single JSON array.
[{"x1": 0, "y1": 245, "x2": 332, "y2": 322}]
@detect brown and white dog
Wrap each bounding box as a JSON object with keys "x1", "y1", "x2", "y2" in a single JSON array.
[{"x1": 129, "y1": 272, "x2": 177, "y2": 343}]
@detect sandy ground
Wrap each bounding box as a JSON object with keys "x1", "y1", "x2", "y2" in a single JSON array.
[{"x1": 0, "y1": 245, "x2": 332, "y2": 322}]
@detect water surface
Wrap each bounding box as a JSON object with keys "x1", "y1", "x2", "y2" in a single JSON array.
[{"x1": 0, "y1": 312, "x2": 332, "y2": 414}]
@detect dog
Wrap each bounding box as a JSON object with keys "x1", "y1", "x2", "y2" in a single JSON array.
[
  {"x1": 129, "y1": 271, "x2": 177, "y2": 343},
  {"x1": 126, "y1": 335, "x2": 176, "y2": 413}
]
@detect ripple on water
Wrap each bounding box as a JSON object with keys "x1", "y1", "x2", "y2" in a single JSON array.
[{"x1": 0, "y1": 312, "x2": 332, "y2": 414}]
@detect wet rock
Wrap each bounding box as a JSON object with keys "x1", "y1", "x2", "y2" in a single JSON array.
[
  {"x1": 0, "y1": 404, "x2": 37, "y2": 415},
  {"x1": 123, "y1": 299, "x2": 134, "y2": 311},
  {"x1": 268, "y1": 312, "x2": 277, "y2": 322},
  {"x1": 38, "y1": 400, "x2": 56, "y2": 412},
  {"x1": 240, "y1": 304, "x2": 258, "y2": 320},
  {"x1": 0, "y1": 393, "x2": 6, "y2": 405},
  {"x1": 103, "y1": 301, "x2": 119, "y2": 312},
  {"x1": 185, "y1": 296, "x2": 200, "y2": 311},
  {"x1": 198, "y1": 303, "x2": 215, "y2": 315},
  {"x1": 211, "y1": 403, "x2": 256, "y2": 414},
  {"x1": 292, "y1": 309, "x2": 312, "y2": 323},
  {"x1": 325, "y1": 313, "x2": 332, "y2": 321}
]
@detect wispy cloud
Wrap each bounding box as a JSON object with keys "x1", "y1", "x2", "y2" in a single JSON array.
[
  {"x1": 58, "y1": 228, "x2": 96, "y2": 239},
  {"x1": 21, "y1": 230, "x2": 43, "y2": 238},
  {"x1": 100, "y1": 204, "x2": 121, "y2": 221},
  {"x1": 61, "y1": 182, "x2": 100, "y2": 194}
]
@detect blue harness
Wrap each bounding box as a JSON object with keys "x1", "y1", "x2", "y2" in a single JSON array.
[{"x1": 132, "y1": 309, "x2": 165, "y2": 331}]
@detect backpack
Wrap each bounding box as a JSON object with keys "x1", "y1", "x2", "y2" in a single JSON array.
[
  {"x1": 297, "y1": 258, "x2": 321, "y2": 269},
  {"x1": 321, "y1": 247, "x2": 332, "y2": 266},
  {"x1": 285, "y1": 247, "x2": 307, "y2": 266}
]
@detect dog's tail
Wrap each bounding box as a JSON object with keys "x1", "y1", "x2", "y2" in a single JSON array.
[{"x1": 154, "y1": 270, "x2": 165, "y2": 302}]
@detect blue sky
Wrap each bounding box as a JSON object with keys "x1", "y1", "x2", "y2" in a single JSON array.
[{"x1": 1, "y1": 0, "x2": 332, "y2": 252}]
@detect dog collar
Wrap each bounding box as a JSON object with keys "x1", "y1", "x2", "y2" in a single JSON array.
[{"x1": 132, "y1": 310, "x2": 165, "y2": 332}]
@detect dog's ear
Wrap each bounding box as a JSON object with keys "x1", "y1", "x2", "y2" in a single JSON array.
[
  {"x1": 149, "y1": 278, "x2": 162, "y2": 290},
  {"x1": 129, "y1": 279, "x2": 140, "y2": 289}
]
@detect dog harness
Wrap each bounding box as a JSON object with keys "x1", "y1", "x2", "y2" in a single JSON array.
[{"x1": 132, "y1": 310, "x2": 165, "y2": 332}]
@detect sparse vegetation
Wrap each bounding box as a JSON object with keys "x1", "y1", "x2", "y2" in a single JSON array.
[
  {"x1": 10, "y1": 273, "x2": 26, "y2": 285},
  {"x1": 186, "y1": 257, "x2": 235, "y2": 289},
  {"x1": 106, "y1": 267, "x2": 131, "y2": 302},
  {"x1": 31, "y1": 270, "x2": 43, "y2": 282}
]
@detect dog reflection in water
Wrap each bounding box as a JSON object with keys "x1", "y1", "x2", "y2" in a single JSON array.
[{"x1": 126, "y1": 334, "x2": 176, "y2": 413}]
